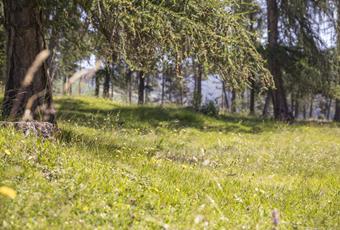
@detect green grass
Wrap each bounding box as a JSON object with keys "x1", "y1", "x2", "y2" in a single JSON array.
[{"x1": 1, "y1": 96, "x2": 339, "y2": 229}]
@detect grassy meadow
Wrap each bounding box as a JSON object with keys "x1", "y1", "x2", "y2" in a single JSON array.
[{"x1": 0, "y1": 96, "x2": 339, "y2": 229}]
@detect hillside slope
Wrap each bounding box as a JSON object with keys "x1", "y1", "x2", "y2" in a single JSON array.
[{"x1": 1, "y1": 97, "x2": 340, "y2": 229}]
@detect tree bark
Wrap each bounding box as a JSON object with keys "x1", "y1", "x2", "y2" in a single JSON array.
[
  {"x1": 193, "y1": 63, "x2": 202, "y2": 110},
  {"x1": 103, "y1": 71, "x2": 110, "y2": 98},
  {"x1": 335, "y1": 99, "x2": 340, "y2": 122},
  {"x1": 267, "y1": 0, "x2": 290, "y2": 121},
  {"x1": 249, "y1": 80, "x2": 255, "y2": 115},
  {"x1": 138, "y1": 71, "x2": 145, "y2": 105},
  {"x1": 95, "y1": 74, "x2": 100, "y2": 97},
  {"x1": 2, "y1": 0, "x2": 55, "y2": 123}
]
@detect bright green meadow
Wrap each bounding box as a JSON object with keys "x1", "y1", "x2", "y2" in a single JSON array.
[{"x1": 0, "y1": 97, "x2": 339, "y2": 229}]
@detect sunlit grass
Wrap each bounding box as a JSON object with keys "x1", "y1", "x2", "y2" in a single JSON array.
[{"x1": 1, "y1": 96, "x2": 339, "y2": 229}]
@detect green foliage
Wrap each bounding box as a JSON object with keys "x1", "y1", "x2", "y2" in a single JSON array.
[
  {"x1": 77, "y1": 0, "x2": 272, "y2": 88},
  {"x1": 1, "y1": 97, "x2": 339, "y2": 228},
  {"x1": 200, "y1": 101, "x2": 219, "y2": 117}
]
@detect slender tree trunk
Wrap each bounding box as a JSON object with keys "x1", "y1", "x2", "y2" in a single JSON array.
[
  {"x1": 161, "y1": 73, "x2": 165, "y2": 106},
  {"x1": 249, "y1": 80, "x2": 256, "y2": 115},
  {"x1": 222, "y1": 81, "x2": 229, "y2": 111},
  {"x1": 138, "y1": 71, "x2": 145, "y2": 105},
  {"x1": 193, "y1": 63, "x2": 203, "y2": 110},
  {"x1": 78, "y1": 78, "x2": 81, "y2": 95},
  {"x1": 303, "y1": 105, "x2": 307, "y2": 120},
  {"x1": 262, "y1": 93, "x2": 271, "y2": 117},
  {"x1": 126, "y1": 69, "x2": 132, "y2": 104},
  {"x1": 145, "y1": 75, "x2": 150, "y2": 104},
  {"x1": 95, "y1": 75, "x2": 100, "y2": 97},
  {"x1": 231, "y1": 89, "x2": 237, "y2": 113},
  {"x1": 327, "y1": 98, "x2": 332, "y2": 120},
  {"x1": 309, "y1": 95, "x2": 314, "y2": 118},
  {"x1": 294, "y1": 98, "x2": 299, "y2": 119},
  {"x1": 2, "y1": 0, "x2": 55, "y2": 122},
  {"x1": 267, "y1": 0, "x2": 290, "y2": 121},
  {"x1": 62, "y1": 75, "x2": 67, "y2": 95},
  {"x1": 103, "y1": 73, "x2": 110, "y2": 98}
]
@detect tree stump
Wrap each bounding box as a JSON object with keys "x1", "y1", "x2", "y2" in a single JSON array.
[{"x1": 0, "y1": 121, "x2": 58, "y2": 139}]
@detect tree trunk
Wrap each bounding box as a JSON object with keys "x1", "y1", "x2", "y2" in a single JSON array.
[
  {"x1": 138, "y1": 71, "x2": 145, "y2": 105},
  {"x1": 231, "y1": 89, "x2": 237, "y2": 113},
  {"x1": 335, "y1": 99, "x2": 340, "y2": 122},
  {"x1": 78, "y1": 78, "x2": 82, "y2": 95},
  {"x1": 262, "y1": 93, "x2": 271, "y2": 117},
  {"x1": 126, "y1": 69, "x2": 132, "y2": 104},
  {"x1": 327, "y1": 98, "x2": 332, "y2": 120},
  {"x1": 103, "y1": 72, "x2": 110, "y2": 98},
  {"x1": 222, "y1": 81, "x2": 229, "y2": 111},
  {"x1": 193, "y1": 63, "x2": 202, "y2": 110},
  {"x1": 249, "y1": 80, "x2": 255, "y2": 115},
  {"x1": 95, "y1": 74, "x2": 100, "y2": 97},
  {"x1": 2, "y1": 0, "x2": 55, "y2": 123},
  {"x1": 62, "y1": 75, "x2": 67, "y2": 95},
  {"x1": 161, "y1": 73, "x2": 165, "y2": 106},
  {"x1": 294, "y1": 98, "x2": 299, "y2": 119},
  {"x1": 267, "y1": 0, "x2": 290, "y2": 121},
  {"x1": 309, "y1": 95, "x2": 314, "y2": 118}
]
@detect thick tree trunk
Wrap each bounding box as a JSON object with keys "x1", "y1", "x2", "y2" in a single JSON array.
[
  {"x1": 267, "y1": 0, "x2": 290, "y2": 121},
  {"x1": 2, "y1": 0, "x2": 55, "y2": 123},
  {"x1": 138, "y1": 71, "x2": 145, "y2": 105}
]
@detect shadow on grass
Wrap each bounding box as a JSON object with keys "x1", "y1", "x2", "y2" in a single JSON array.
[{"x1": 56, "y1": 98, "x2": 275, "y2": 134}]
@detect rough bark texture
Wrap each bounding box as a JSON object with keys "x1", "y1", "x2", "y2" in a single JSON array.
[
  {"x1": 2, "y1": 0, "x2": 55, "y2": 123},
  {"x1": 138, "y1": 71, "x2": 145, "y2": 105},
  {"x1": 267, "y1": 0, "x2": 291, "y2": 121}
]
